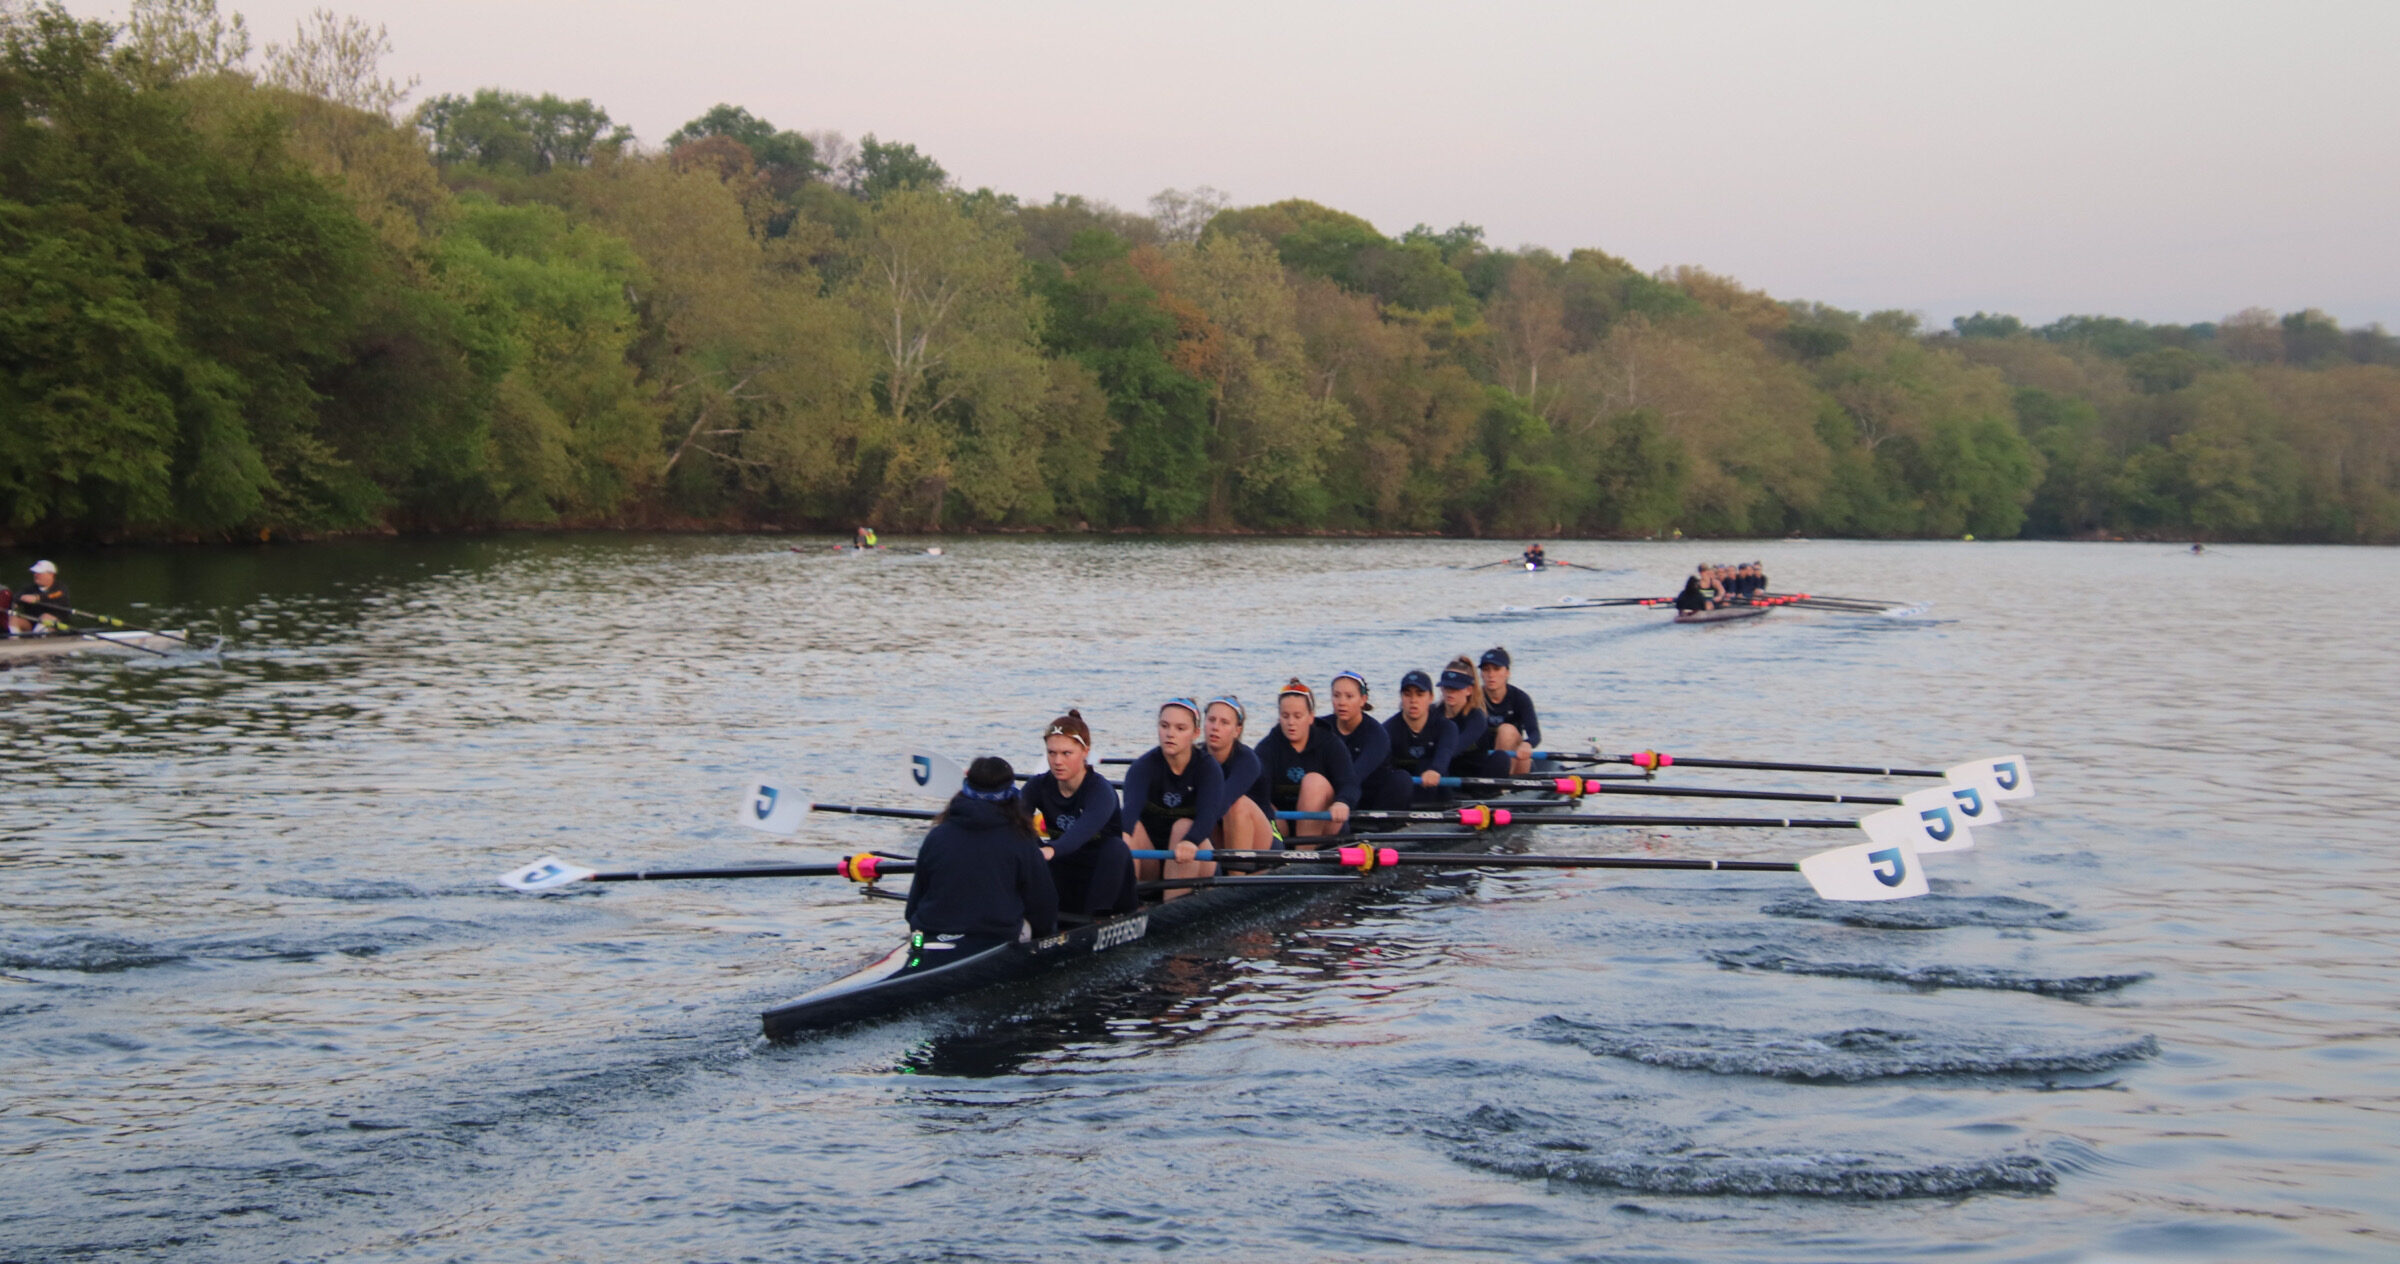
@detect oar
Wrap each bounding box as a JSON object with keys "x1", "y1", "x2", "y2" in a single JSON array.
[
  {"x1": 1534, "y1": 596, "x2": 1670, "y2": 610},
  {"x1": 42, "y1": 607, "x2": 197, "y2": 646},
  {"x1": 1463, "y1": 556, "x2": 1528, "y2": 570},
  {"x1": 1130, "y1": 839, "x2": 1925, "y2": 901},
  {"x1": 1557, "y1": 751, "x2": 2035, "y2": 800},
  {"x1": 1440, "y1": 775, "x2": 1901, "y2": 806},
  {"x1": 1554, "y1": 750, "x2": 1948, "y2": 777},
  {"x1": 1280, "y1": 805, "x2": 1860, "y2": 829},
  {"x1": 499, "y1": 852, "x2": 918, "y2": 891}
]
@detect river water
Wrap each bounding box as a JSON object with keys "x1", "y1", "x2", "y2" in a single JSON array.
[{"x1": 1, "y1": 536, "x2": 2392, "y2": 1263}]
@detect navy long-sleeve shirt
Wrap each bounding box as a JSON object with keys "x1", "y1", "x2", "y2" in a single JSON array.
[
  {"x1": 1211, "y1": 740, "x2": 1275, "y2": 825},
  {"x1": 1478, "y1": 684, "x2": 1541, "y2": 751},
  {"x1": 1321, "y1": 713, "x2": 1391, "y2": 783},
  {"x1": 1022, "y1": 769, "x2": 1123, "y2": 862},
  {"x1": 1257, "y1": 723, "x2": 1360, "y2": 809},
  {"x1": 1445, "y1": 706, "x2": 1490, "y2": 769},
  {"x1": 1384, "y1": 711, "x2": 1461, "y2": 779},
  {"x1": 1117, "y1": 746, "x2": 1229, "y2": 846},
  {"x1": 904, "y1": 796, "x2": 1060, "y2": 939}
]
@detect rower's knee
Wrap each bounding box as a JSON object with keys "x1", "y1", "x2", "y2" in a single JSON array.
[{"x1": 1298, "y1": 773, "x2": 1334, "y2": 811}]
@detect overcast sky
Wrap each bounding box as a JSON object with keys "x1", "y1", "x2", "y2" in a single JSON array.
[{"x1": 86, "y1": 0, "x2": 2400, "y2": 328}]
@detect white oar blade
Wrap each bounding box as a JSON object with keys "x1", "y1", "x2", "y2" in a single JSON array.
[
  {"x1": 498, "y1": 855, "x2": 596, "y2": 892},
  {"x1": 1799, "y1": 839, "x2": 1928, "y2": 901},
  {"x1": 737, "y1": 781, "x2": 809, "y2": 836},
  {"x1": 1905, "y1": 782, "x2": 2003, "y2": 830},
  {"x1": 904, "y1": 751, "x2": 967, "y2": 798},
  {"x1": 1861, "y1": 803, "x2": 1974, "y2": 855},
  {"x1": 1949, "y1": 754, "x2": 2034, "y2": 801}
]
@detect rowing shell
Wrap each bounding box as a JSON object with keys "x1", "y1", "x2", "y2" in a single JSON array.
[
  {"x1": 759, "y1": 788, "x2": 1553, "y2": 1039},
  {"x1": 0, "y1": 631, "x2": 186, "y2": 665},
  {"x1": 1673, "y1": 605, "x2": 1770, "y2": 624}
]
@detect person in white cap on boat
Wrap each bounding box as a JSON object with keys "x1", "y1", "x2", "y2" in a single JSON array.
[{"x1": 8, "y1": 561, "x2": 67, "y2": 636}]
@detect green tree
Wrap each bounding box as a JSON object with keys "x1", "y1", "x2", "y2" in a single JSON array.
[
  {"x1": 417, "y1": 89, "x2": 628, "y2": 175},
  {"x1": 1182, "y1": 233, "x2": 1350, "y2": 525},
  {"x1": 1, "y1": 4, "x2": 374, "y2": 535},
  {"x1": 841, "y1": 188, "x2": 1048, "y2": 525},
  {"x1": 841, "y1": 134, "x2": 947, "y2": 199},
  {"x1": 1038, "y1": 230, "x2": 1213, "y2": 525}
]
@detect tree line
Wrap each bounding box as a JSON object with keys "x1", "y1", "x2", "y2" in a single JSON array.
[{"x1": 6, "y1": 1, "x2": 2396, "y2": 544}]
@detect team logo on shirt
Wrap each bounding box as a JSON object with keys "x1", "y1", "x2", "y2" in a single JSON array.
[
  {"x1": 1284, "y1": 766, "x2": 1305, "y2": 783},
  {"x1": 1162, "y1": 791, "x2": 1184, "y2": 808}
]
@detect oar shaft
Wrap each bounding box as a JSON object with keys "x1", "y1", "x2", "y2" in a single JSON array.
[
  {"x1": 1641, "y1": 757, "x2": 1942, "y2": 778},
  {"x1": 56, "y1": 608, "x2": 194, "y2": 643},
  {"x1": 1512, "y1": 812, "x2": 1858, "y2": 828},
  {"x1": 1558, "y1": 751, "x2": 1945, "y2": 777},
  {"x1": 1137, "y1": 849, "x2": 1799, "y2": 873},
  {"x1": 1441, "y1": 777, "x2": 1898, "y2": 806},
  {"x1": 810, "y1": 803, "x2": 937, "y2": 820},
  {"x1": 591, "y1": 862, "x2": 916, "y2": 882}
]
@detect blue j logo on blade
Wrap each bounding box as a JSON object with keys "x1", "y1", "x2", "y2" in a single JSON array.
[
  {"x1": 911, "y1": 756, "x2": 931, "y2": 787},
  {"x1": 1993, "y1": 761, "x2": 2020, "y2": 790},
  {"x1": 753, "y1": 787, "x2": 779, "y2": 820},
  {"x1": 1918, "y1": 806, "x2": 1956, "y2": 841},
  {"x1": 1868, "y1": 847, "x2": 1908, "y2": 887},
  {"x1": 1951, "y1": 786, "x2": 1985, "y2": 817}
]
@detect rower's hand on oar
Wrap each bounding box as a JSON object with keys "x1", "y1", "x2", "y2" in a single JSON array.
[
  {"x1": 1328, "y1": 802, "x2": 1350, "y2": 829},
  {"x1": 1171, "y1": 840, "x2": 1200, "y2": 863},
  {"x1": 1419, "y1": 770, "x2": 1441, "y2": 788},
  {"x1": 1040, "y1": 846, "x2": 1055, "y2": 861}
]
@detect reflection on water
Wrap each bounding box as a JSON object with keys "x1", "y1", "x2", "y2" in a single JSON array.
[{"x1": 2, "y1": 536, "x2": 2396, "y2": 1262}]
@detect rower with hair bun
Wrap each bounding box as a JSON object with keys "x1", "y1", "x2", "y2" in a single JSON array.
[
  {"x1": 1255, "y1": 678, "x2": 1357, "y2": 841},
  {"x1": 1202, "y1": 695, "x2": 1278, "y2": 856},
  {"x1": 1023, "y1": 710, "x2": 1138, "y2": 917},
  {"x1": 899, "y1": 756, "x2": 1060, "y2": 975},
  {"x1": 1118, "y1": 697, "x2": 1231, "y2": 899},
  {"x1": 1319, "y1": 670, "x2": 1396, "y2": 809}
]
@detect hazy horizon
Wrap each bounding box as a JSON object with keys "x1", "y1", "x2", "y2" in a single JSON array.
[{"x1": 66, "y1": 0, "x2": 2400, "y2": 329}]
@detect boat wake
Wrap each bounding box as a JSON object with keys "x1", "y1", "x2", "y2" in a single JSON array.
[
  {"x1": 1527, "y1": 1015, "x2": 2158, "y2": 1082},
  {"x1": 1762, "y1": 891, "x2": 2090, "y2": 931},
  {"x1": 0, "y1": 917, "x2": 489, "y2": 973},
  {"x1": 1708, "y1": 946, "x2": 2150, "y2": 996},
  {"x1": 1439, "y1": 1105, "x2": 2057, "y2": 1198}
]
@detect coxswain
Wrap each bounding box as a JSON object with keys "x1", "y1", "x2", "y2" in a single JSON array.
[
  {"x1": 10, "y1": 561, "x2": 66, "y2": 636},
  {"x1": 1674, "y1": 572, "x2": 1711, "y2": 615},
  {"x1": 1202, "y1": 696, "x2": 1279, "y2": 855},
  {"x1": 1322, "y1": 670, "x2": 1398, "y2": 810},
  {"x1": 1376, "y1": 669, "x2": 1461, "y2": 805},
  {"x1": 1475, "y1": 647, "x2": 1541, "y2": 776},
  {"x1": 1522, "y1": 542, "x2": 1547, "y2": 570},
  {"x1": 1023, "y1": 710, "x2": 1138, "y2": 917},
  {"x1": 899, "y1": 756, "x2": 1060, "y2": 974},
  {"x1": 1256, "y1": 678, "x2": 1356, "y2": 841},
  {"x1": 1118, "y1": 697, "x2": 1230, "y2": 898}
]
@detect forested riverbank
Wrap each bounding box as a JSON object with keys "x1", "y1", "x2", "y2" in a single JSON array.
[{"x1": 5, "y1": 1, "x2": 2397, "y2": 546}]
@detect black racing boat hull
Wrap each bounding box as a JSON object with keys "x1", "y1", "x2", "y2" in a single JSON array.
[{"x1": 759, "y1": 791, "x2": 1550, "y2": 1039}]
